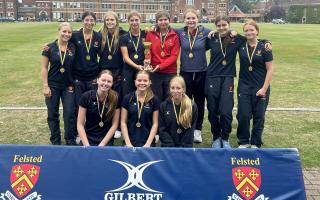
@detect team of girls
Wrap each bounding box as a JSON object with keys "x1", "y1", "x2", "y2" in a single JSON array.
[{"x1": 42, "y1": 10, "x2": 272, "y2": 148}]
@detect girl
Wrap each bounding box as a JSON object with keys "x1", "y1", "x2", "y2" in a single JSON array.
[
  {"x1": 77, "y1": 70, "x2": 120, "y2": 146},
  {"x1": 159, "y1": 76, "x2": 198, "y2": 147},
  {"x1": 41, "y1": 22, "x2": 76, "y2": 145},
  {"x1": 236, "y1": 20, "x2": 273, "y2": 148},
  {"x1": 175, "y1": 8, "x2": 212, "y2": 143},
  {"x1": 206, "y1": 16, "x2": 246, "y2": 148},
  {"x1": 121, "y1": 70, "x2": 160, "y2": 147},
  {"x1": 99, "y1": 11, "x2": 126, "y2": 96},
  {"x1": 146, "y1": 10, "x2": 180, "y2": 101},
  {"x1": 120, "y1": 10, "x2": 147, "y2": 97}
]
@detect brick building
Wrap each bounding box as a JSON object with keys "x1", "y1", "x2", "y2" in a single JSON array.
[{"x1": 1, "y1": 0, "x2": 228, "y2": 22}]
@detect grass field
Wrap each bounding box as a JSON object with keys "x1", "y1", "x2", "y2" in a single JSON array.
[{"x1": 0, "y1": 22, "x2": 319, "y2": 167}]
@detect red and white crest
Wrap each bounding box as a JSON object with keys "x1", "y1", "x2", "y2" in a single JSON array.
[
  {"x1": 232, "y1": 167, "x2": 261, "y2": 200},
  {"x1": 10, "y1": 164, "x2": 40, "y2": 198}
]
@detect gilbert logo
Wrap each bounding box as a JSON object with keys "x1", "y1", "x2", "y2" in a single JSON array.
[
  {"x1": 227, "y1": 157, "x2": 269, "y2": 200},
  {"x1": 0, "y1": 155, "x2": 43, "y2": 200},
  {"x1": 105, "y1": 160, "x2": 164, "y2": 200}
]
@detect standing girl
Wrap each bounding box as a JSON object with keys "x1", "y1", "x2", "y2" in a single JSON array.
[
  {"x1": 175, "y1": 8, "x2": 211, "y2": 143},
  {"x1": 236, "y1": 20, "x2": 273, "y2": 148},
  {"x1": 121, "y1": 71, "x2": 160, "y2": 147},
  {"x1": 159, "y1": 76, "x2": 198, "y2": 147},
  {"x1": 77, "y1": 70, "x2": 120, "y2": 146},
  {"x1": 120, "y1": 10, "x2": 146, "y2": 97},
  {"x1": 41, "y1": 22, "x2": 76, "y2": 145},
  {"x1": 146, "y1": 10, "x2": 180, "y2": 101},
  {"x1": 99, "y1": 11, "x2": 127, "y2": 96}
]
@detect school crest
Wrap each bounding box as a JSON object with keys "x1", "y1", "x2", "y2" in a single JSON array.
[
  {"x1": 10, "y1": 164, "x2": 41, "y2": 198},
  {"x1": 232, "y1": 167, "x2": 261, "y2": 200}
]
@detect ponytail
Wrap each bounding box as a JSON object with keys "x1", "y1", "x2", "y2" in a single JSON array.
[{"x1": 179, "y1": 94, "x2": 193, "y2": 129}]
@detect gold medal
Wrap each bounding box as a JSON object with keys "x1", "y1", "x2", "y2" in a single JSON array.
[
  {"x1": 99, "y1": 121, "x2": 104, "y2": 127},
  {"x1": 177, "y1": 128, "x2": 182, "y2": 134},
  {"x1": 246, "y1": 41, "x2": 258, "y2": 72},
  {"x1": 222, "y1": 59, "x2": 227, "y2": 66},
  {"x1": 108, "y1": 55, "x2": 112, "y2": 60},
  {"x1": 136, "y1": 92, "x2": 148, "y2": 129},
  {"x1": 188, "y1": 28, "x2": 198, "y2": 60},
  {"x1": 161, "y1": 51, "x2": 165, "y2": 57},
  {"x1": 134, "y1": 54, "x2": 139, "y2": 60},
  {"x1": 136, "y1": 122, "x2": 141, "y2": 128},
  {"x1": 83, "y1": 30, "x2": 93, "y2": 61},
  {"x1": 60, "y1": 67, "x2": 65, "y2": 73},
  {"x1": 96, "y1": 93, "x2": 107, "y2": 129}
]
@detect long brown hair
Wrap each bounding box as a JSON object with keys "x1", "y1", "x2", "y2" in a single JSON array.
[
  {"x1": 101, "y1": 11, "x2": 120, "y2": 53},
  {"x1": 169, "y1": 76, "x2": 193, "y2": 129},
  {"x1": 135, "y1": 70, "x2": 154, "y2": 103},
  {"x1": 98, "y1": 70, "x2": 119, "y2": 121}
]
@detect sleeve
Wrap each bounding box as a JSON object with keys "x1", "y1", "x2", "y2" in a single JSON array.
[
  {"x1": 181, "y1": 103, "x2": 198, "y2": 147},
  {"x1": 159, "y1": 33, "x2": 180, "y2": 71},
  {"x1": 79, "y1": 92, "x2": 90, "y2": 108},
  {"x1": 152, "y1": 96, "x2": 161, "y2": 111},
  {"x1": 158, "y1": 103, "x2": 175, "y2": 147},
  {"x1": 205, "y1": 37, "x2": 211, "y2": 51},
  {"x1": 42, "y1": 43, "x2": 51, "y2": 57},
  {"x1": 119, "y1": 34, "x2": 128, "y2": 47},
  {"x1": 263, "y1": 47, "x2": 273, "y2": 62},
  {"x1": 121, "y1": 93, "x2": 131, "y2": 110}
]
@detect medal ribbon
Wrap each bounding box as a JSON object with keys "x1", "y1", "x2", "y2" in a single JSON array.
[
  {"x1": 129, "y1": 29, "x2": 141, "y2": 54},
  {"x1": 136, "y1": 91, "x2": 148, "y2": 122},
  {"x1": 106, "y1": 33, "x2": 115, "y2": 54},
  {"x1": 219, "y1": 34, "x2": 227, "y2": 60},
  {"x1": 83, "y1": 29, "x2": 93, "y2": 55},
  {"x1": 159, "y1": 29, "x2": 169, "y2": 51},
  {"x1": 57, "y1": 40, "x2": 68, "y2": 66},
  {"x1": 172, "y1": 99, "x2": 182, "y2": 125},
  {"x1": 96, "y1": 92, "x2": 107, "y2": 123},
  {"x1": 188, "y1": 28, "x2": 198, "y2": 52},
  {"x1": 246, "y1": 41, "x2": 258, "y2": 66}
]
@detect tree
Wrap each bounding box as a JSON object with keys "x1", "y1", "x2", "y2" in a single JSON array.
[{"x1": 266, "y1": 5, "x2": 286, "y2": 20}]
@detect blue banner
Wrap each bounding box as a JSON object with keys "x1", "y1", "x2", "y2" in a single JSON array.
[{"x1": 0, "y1": 145, "x2": 306, "y2": 200}]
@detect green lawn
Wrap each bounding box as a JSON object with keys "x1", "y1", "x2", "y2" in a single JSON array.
[{"x1": 0, "y1": 22, "x2": 319, "y2": 167}]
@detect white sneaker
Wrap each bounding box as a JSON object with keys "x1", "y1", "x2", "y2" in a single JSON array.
[
  {"x1": 193, "y1": 130, "x2": 202, "y2": 143},
  {"x1": 251, "y1": 145, "x2": 259, "y2": 149},
  {"x1": 76, "y1": 135, "x2": 81, "y2": 145},
  {"x1": 155, "y1": 135, "x2": 160, "y2": 143},
  {"x1": 238, "y1": 144, "x2": 250, "y2": 148},
  {"x1": 114, "y1": 130, "x2": 122, "y2": 139}
]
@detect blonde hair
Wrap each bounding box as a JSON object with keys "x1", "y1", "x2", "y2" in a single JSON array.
[
  {"x1": 101, "y1": 11, "x2": 120, "y2": 53},
  {"x1": 243, "y1": 19, "x2": 260, "y2": 35},
  {"x1": 135, "y1": 70, "x2": 154, "y2": 103},
  {"x1": 127, "y1": 10, "x2": 141, "y2": 21},
  {"x1": 169, "y1": 76, "x2": 193, "y2": 129},
  {"x1": 58, "y1": 22, "x2": 72, "y2": 31},
  {"x1": 183, "y1": 7, "x2": 200, "y2": 19},
  {"x1": 98, "y1": 70, "x2": 119, "y2": 121}
]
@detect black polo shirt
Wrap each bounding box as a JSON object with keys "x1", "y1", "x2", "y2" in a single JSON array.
[
  {"x1": 42, "y1": 40, "x2": 76, "y2": 88},
  {"x1": 70, "y1": 29, "x2": 102, "y2": 81},
  {"x1": 238, "y1": 41, "x2": 273, "y2": 92},
  {"x1": 120, "y1": 30, "x2": 146, "y2": 69},
  {"x1": 79, "y1": 89, "x2": 120, "y2": 146},
  {"x1": 121, "y1": 91, "x2": 160, "y2": 147},
  {"x1": 99, "y1": 29, "x2": 127, "y2": 71}
]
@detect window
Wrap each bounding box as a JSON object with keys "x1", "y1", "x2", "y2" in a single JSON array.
[
  {"x1": 314, "y1": 8, "x2": 318, "y2": 17},
  {"x1": 186, "y1": 0, "x2": 194, "y2": 6},
  {"x1": 102, "y1": 4, "x2": 112, "y2": 9},
  {"x1": 132, "y1": 5, "x2": 141, "y2": 10}
]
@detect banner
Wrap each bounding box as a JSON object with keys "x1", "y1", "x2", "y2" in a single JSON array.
[{"x1": 0, "y1": 145, "x2": 306, "y2": 200}]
